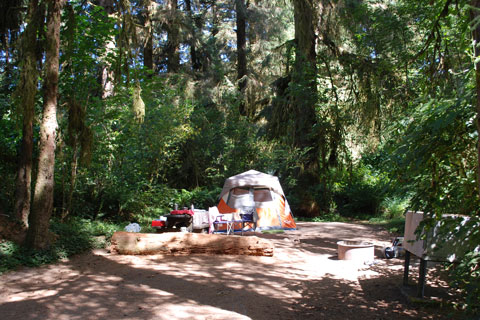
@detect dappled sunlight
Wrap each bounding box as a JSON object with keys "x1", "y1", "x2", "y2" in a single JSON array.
[
  {"x1": 7, "y1": 289, "x2": 59, "y2": 302},
  {"x1": 0, "y1": 222, "x2": 461, "y2": 319}
]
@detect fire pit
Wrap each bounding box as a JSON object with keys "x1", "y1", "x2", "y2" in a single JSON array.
[{"x1": 337, "y1": 240, "x2": 374, "y2": 262}]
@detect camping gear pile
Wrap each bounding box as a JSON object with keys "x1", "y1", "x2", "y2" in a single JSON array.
[
  {"x1": 384, "y1": 237, "x2": 404, "y2": 259},
  {"x1": 152, "y1": 207, "x2": 209, "y2": 233},
  {"x1": 151, "y1": 170, "x2": 296, "y2": 234}
]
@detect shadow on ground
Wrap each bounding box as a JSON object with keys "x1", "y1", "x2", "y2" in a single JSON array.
[{"x1": 0, "y1": 222, "x2": 463, "y2": 320}]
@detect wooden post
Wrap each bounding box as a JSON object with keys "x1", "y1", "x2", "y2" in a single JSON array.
[
  {"x1": 403, "y1": 250, "x2": 411, "y2": 286},
  {"x1": 417, "y1": 258, "x2": 427, "y2": 298}
]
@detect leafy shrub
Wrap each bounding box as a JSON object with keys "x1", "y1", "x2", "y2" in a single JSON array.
[
  {"x1": 79, "y1": 218, "x2": 122, "y2": 239},
  {"x1": 449, "y1": 251, "x2": 480, "y2": 315},
  {"x1": 188, "y1": 187, "x2": 222, "y2": 209},
  {"x1": 0, "y1": 241, "x2": 22, "y2": 273},
  {"x1": 368, "y1": 216, "x2": 405, "y2": 234},
  {"x1": 333, "y1": 165, "x2": 388, "y2": 218},
  {"x1": 296, "y1": 212, "x2": 347, "y2": 222},
  {"x1": 380, "y1": 196, "x2": 409, "y2": 219},
  {"x1": 0, "y1": 217, "x2": 122, "y2": 274}
]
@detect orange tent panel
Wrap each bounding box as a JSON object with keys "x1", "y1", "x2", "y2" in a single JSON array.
[{"x1": 217, "y1": 196, "x2": 296, "y2": 231}]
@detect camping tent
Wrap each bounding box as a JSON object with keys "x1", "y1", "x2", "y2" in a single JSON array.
[{"x1": 216, "y1": 170, "x2": 296, "y2": 231}]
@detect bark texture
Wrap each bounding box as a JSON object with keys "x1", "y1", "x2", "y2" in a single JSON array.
[
  {"x1": 97, "y1": 0, "x2": 115, "y2": 98},
  {"x1": 27, "y1": 0, "x2": 64, "y2": 250},
  {"x1": 292, "y1": 0, "x2": 318, "y2": 166},
  {"x1": 13, "y1": 0, "x2": 40, "y2": 228},
  {"x1": 110, "y1": 232, "x2": 274, "y2": 256}
]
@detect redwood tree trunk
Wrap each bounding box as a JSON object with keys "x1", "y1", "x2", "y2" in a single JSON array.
[
  {"x1": 27, "y1": 0, "x2": 64, "y2": 250},
  {"x1": 13, "y1": 0, "x2": 40, "y2": 228},
  {"x1": 472, "y1": 0, "x2": 480, "y2": 199},
  {"x1": 236, "y1": 0, "x2": 248, "y2": 115}
]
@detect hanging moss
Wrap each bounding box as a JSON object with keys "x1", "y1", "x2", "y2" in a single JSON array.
[
  {"x1": 66, "y1": 98, "x2": 93, "y2": 166},
  {"x1": 132, "y1": 82, "x2": 145, "y2": 123},
  {"x1": 79, "y1": 126, "x2": 93, "y2": 165}
]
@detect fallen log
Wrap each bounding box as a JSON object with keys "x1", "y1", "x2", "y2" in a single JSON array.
[{"x1": 110, "y1": 231, "x2": 274, "y2": 256}]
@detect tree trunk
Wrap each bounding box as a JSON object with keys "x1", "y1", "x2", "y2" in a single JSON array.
[
  {"x1": 166, "y1": 0, "x2": 180, "y2": 73},
  {"x1": 110, "y1": 232, "x2": 274, "y2": 256},
  {"x1": 98, "y1": 0, "x2": 116, "y2": 98},
  {"x1": 185, "y1": 0, "x2": 201, "y2": 71},
  {"x1": 143, "y1": 0, "x2": 154, "y2": 71},
  {"x1": 3, "y1": 33, "x2": 9, "y2": 66},
  {"x1": 471, "y1": 0, "x2": 480, "y2": 199},
  {"x1": 292, "y1": 0, "x2": 318, "y2": 167},
  {"x1": 236, "y1": 0, "x2": 248, "y2": 115},
  {"x1": 27, "y1": 0, "x2": 64, "y2": 250},
  {"x1": 2, "y1": 33, "x2": 12, "y2": 92},
  {"x1": 13, "y1": 0, "x2": 40, "y2": 228},
  {"x1": 61, "y1": 140, "x2": 78, "y2": 222}
]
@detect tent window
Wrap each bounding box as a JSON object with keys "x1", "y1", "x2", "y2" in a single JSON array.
[
  {"x1": 227, "y1": 188, "x2": 254, "y2": 208},
  {"x1": 254, "y1": 188, "x2": 272, "y2": 202},
  {"x1": 232, "y1": 187, "x2": 249, "y2": 195}
]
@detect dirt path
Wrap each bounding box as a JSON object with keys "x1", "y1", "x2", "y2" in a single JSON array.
[{"x1": 0, "y1": 222, "x2": 461, "y2": 319}]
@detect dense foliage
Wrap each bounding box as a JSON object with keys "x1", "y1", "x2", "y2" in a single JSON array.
[{"x1": 0, "y1": 0, "x2": 479, "y2": 313}]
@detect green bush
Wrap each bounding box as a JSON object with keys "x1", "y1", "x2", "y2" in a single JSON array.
[
  {"x1": 368, "y1": 216, "x2": 405, "y2": 234},
  {"x1": 333, "y1": 165, "x2": 388, "y2": 218},
  {"x1": 450, "y1": 251, "x2": 480, "y2": 315},
  {"x1": 0, "y1": 217, "x2": 122, "y2": 274},
  {"x1": 296, "y1": 212, "x2": 347, "y2": 222},
  {"x1": 380, "y1": 197, "x2": 409, "y2": 219}
]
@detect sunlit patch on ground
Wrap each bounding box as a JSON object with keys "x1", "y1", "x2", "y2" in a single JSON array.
[{"x1": 0, "y1": 222, "x2": 462, "y2": 319}]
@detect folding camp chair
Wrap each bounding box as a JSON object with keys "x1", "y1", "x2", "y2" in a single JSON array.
[
  {"x1": 240, "y1": 207, "x2": 258, "y2": 234},
  {"x1": 210, "y1": 207, "x2": 242, "y2": 235}
]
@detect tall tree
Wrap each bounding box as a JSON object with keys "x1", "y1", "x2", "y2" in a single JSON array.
[
  {"x1": 166, "y1": 0, "x2": 180, "y2": 72},
  {"x1": 471, "y1": 0, "x2": 480, "y2": 197},
  {"x1": 291, "y1": 0, "x2": 318, "y2": 166},
  {"x1": 13, "y1": 0, "x2": 41, "y2": 227},
  {"x1": 185, "y1": 0, "x2": 201, "y2": 71},
  {"x1": 0, "y1": 0, "x2": 23, "y2": 90},
  {"x1": 143, "y1": 0, "x2": 154, "y2": 71},
  {"x1": 236, "y1": 0, "x2": 247, "y2": 115},
  {"x1": 96, "y1": 0, "x2": 116, "y2": 97},
  {"x1": 27, "y1": 0, "x2": 64, "y2": 250}
]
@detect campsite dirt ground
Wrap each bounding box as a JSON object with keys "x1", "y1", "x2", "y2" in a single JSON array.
[{"x1": 0, "y1": 222, "x2": 464, "y2": 320}]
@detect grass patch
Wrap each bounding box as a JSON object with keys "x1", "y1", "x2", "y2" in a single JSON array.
[
  {"x1": 262, "y1": 229, "x2": 285, "y2": 234},
  {"x1": 367, "y1": 216, "x2": 405, "y2": 234},
  {"x1": 296, "y1": 212, "x2": 347, "y2": 223},
  {"x1": 0, "y1": 217, "x2": 122, "y2": 274}
]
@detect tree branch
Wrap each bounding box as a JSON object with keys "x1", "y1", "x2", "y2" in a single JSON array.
[{"x1": 414, "y1": 0, "x2": 453, "y2": 60}]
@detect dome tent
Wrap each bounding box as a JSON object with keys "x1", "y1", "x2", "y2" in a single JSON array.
[{"x1": 217, "y1": 170, "x2": 296, "y2": 231}]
